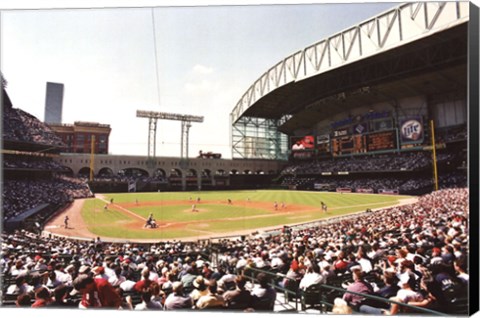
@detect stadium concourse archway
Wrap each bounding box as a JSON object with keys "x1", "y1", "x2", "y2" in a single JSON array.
[
  {"x1": 98, "y1": 167, "x2": 114, "y2": 177},
  {"x1": 78, "y1": 167, "x2": 92, "y2": 178},
  {"x1": 60, "y1": 166, "x2": 74, "y2": 177},
  {"x1": 54, "y1": 153, "x2": 286, "y2": 191},
  {"x1": 119, "y1": 167, "x2": 149, "y2": 178},
  {"x1": 153, "y1": 168, "x2": 167, "y2": 178}
]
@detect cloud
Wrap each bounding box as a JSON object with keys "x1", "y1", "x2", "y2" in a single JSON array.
[
  {"x1": 184, "y1": 64, "x2": 217, "y2": 94},
  {"x1": 192, "y1": 64, "x2": 214, "y2": 75}
]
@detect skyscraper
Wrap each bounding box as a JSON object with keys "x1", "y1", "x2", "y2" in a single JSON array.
[{"x1": 44, "y1": 82, "x2": 64, "y2": 124}]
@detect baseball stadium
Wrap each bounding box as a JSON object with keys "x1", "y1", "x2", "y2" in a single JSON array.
[{"x1": 1, "y1": 2, "x2": 477, "y2": 315}]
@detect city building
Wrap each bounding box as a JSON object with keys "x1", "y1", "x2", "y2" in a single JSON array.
[
  {"x1": 44, "y1": 82, "x2": 64, "y2": 124},
  {"x1": 48, "y1": 121, "x2": 111, "y2": 154}
]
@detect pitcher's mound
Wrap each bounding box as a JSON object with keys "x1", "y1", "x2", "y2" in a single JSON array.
[{"x1": 183, "y1": 208, "x2": 207, "y2": 213}]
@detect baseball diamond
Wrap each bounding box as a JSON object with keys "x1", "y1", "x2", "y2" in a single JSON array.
[{"x1": 43, "y1": 191, "x2": 415, "y2": 241}]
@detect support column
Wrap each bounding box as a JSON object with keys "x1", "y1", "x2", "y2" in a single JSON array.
[
  {"x1": 181, "y1": 174, "x2": 187, "y2": 191},
  {"x1": 197, "y1": 177, "x2": 202, "y2": 191},
  {"x1": 148, "y1": 118, "x2": 158, "y2": 158}
]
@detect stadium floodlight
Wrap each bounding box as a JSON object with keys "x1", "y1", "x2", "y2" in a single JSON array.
[
  {"x1": 136, "y1": 110, "x2": 203, "y2": 123},
  {"x1": 136, "y1": 110, "x2": 204, "y2": 161}
]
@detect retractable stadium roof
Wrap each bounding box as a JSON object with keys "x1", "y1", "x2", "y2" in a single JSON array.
[{"x1": 230, "y1": 2, "x2": 469, "y2": 135}]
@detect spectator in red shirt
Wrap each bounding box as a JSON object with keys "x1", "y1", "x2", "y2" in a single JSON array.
[
  {"x1": 202, "y1": 263, "x2": 213, "y2": 279},
  {"x1": 72, "y1": 274, "x2": 122, "y2": 309},
  {"x1": 133, "y1": 268, "x2": 152, "y2": 293},
  {"x1": 333, "y1": 251, "x2": 349, "y2": 273},
  {"x1": 31, "y1": 286, "x2": 52, "y2": 308}
]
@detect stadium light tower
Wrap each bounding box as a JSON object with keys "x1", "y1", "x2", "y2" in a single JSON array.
[{"x1": 136, "y1": 110, "x2": 204, "y2": 161}]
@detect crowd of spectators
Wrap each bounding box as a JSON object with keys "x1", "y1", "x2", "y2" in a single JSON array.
[
  {"x1": 280, "y1": 177, "x2": 316, "y2": 189},
  {"x1": 93, "y1": 175, "x2": 167, "y2": 184},
  {"x1": 3, "y1": 155, "x2": 68, "y2": 171},
  {"x1": 315, "y1": 177, "x2": 405, "y2": 192},
  {"x1": 280, "y1": 148, "x2": 467, "y2": 194},
  {"x1": 435, "y1": 125, "x2": 467, "y2": 144},
  {"x1": 439, "y1": 172, "x2": 467, "y2": 189},
  {"x1": 282, "y1": 171, "x2": 467, "y2": 193},
  {"x1": 282, "y1": 152, "x2": 432, "y2": 175},
  {"x1": 2, "y1": 176, "x2": 93, "y2": 221},
  {"x1": 2, "y1": 105, "x2": 64, "y2": 147},
  {"x1": 281, "y1": 176, "x2": 433, "y2": 193},
  {"x1": 1, "y1": 188, "x2": 469, "y2": 314}
]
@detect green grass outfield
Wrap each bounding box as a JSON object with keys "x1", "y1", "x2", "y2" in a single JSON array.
[{"x1": 80, "y1": 190, "x2": 413, "y2": 240}]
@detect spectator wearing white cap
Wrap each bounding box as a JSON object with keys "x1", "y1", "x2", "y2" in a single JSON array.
[
  {"x1": 270, "y1": 252, "x2": 284, "y2": 271},
  {"x1": 190, "y1": 276, "x2": 208, "y2": 303},
  {"x1": 383, "y1": 272, "x2": 424, "y2": 315}
]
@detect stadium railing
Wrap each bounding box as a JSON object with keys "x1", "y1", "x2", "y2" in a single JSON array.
[
  {"x1": 243, "y1": 267, "x2": 451, "y2": 316},
  {"x1": 242, "y1": 266, "x2": 300, "y2": 311}
]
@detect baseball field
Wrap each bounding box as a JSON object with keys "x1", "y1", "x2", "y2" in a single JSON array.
[{"x1": 46, "y1": 190, "x2": 415, "y2": 242}]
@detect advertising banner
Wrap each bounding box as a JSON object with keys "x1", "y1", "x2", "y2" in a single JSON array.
[
  {"x1": 356, "y1": 188, "x2": 374, "y2": 193},
  {"x1": 333, "y1": 128, "x2": 350, "y2": 137},
  {"x1": 316, "y1": 134, "x2": 331, "y2": 155},
  {"x1": 353, "y1": 122, "x2": 368, "y2": 135},
  {"x1": 370, "y1": 118, "x2": 393, "y2": 132},
  {"x1": 314, "y1": 183, "x2": 331, "y2": 191},
  {"x1": 378, "y1": 189, "x2": 399, "y2": 195},
  {"x1": 336, "y1": 188, "x2": 352, "y2": 193},
  {"x1": 400, "y1": 117, "x2": 424, "y2": 144}
]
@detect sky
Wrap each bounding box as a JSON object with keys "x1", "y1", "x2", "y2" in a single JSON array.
[{"x1": 0, "y1": 0, "x2": 400, "y2": 159}]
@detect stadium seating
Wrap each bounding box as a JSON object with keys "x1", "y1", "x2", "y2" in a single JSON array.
[{"x1": 0, "y1": 188, "x2": 469, "y2": 314}]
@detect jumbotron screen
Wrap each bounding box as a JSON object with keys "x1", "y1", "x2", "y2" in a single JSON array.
[
  {"x1": 290, "y1": 135, "x2": 315, "y2": 159},
  {"x1": 290, "y1": 135, "x2": 315, "y2": 151}
]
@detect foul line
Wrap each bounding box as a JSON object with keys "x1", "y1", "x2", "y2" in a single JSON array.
[{"x1": 97, "y1": 197, "x2": 147, "y2": 222}]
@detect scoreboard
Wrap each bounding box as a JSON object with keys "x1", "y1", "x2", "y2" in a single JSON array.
[
  {"x1": 332, "y1": 135, "x2": 366, "y2": 156},
  {"x1": 331, "y1": 130, "x2": 397, "y2": 155},
  {"x1": 366, "y1": 130, "x2": 397, "y2": 152}
]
